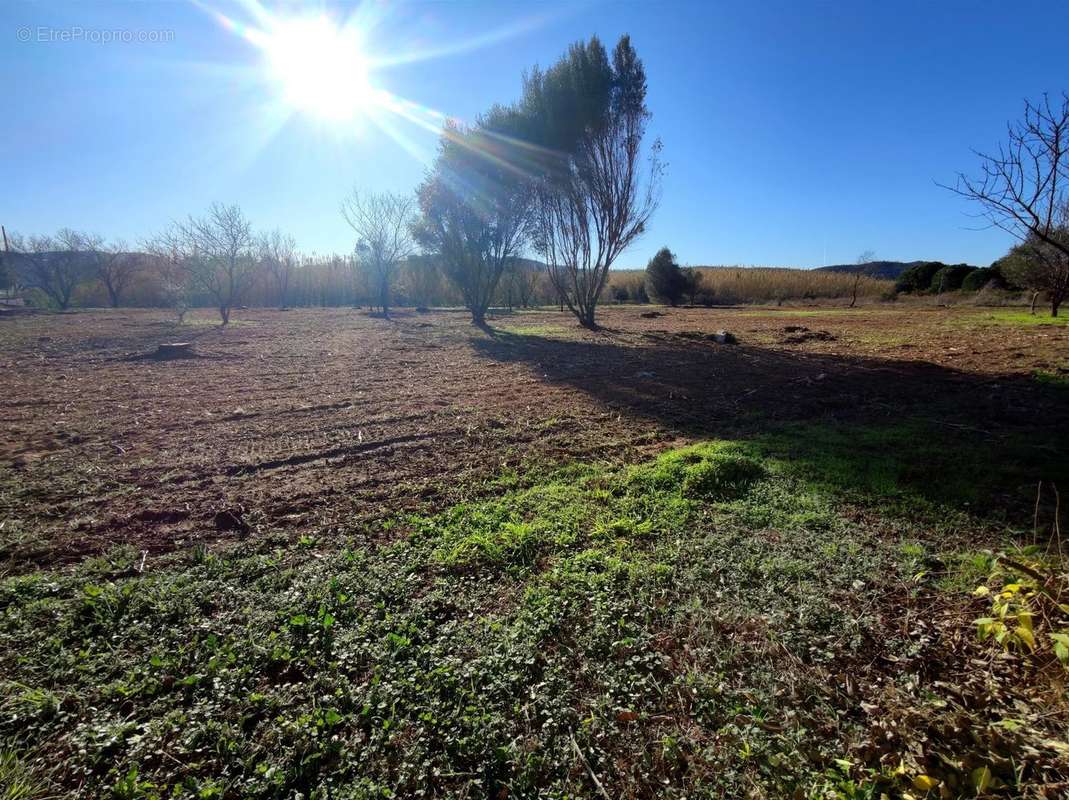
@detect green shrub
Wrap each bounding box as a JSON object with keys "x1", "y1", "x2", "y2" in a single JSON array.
[
  {"x1": 930, "y1": 264, "x2": 976, "y2": 292},
  {"x1": 962, "y1": 267, "x2": 994, "y2": 292},
  {"x1": 894, "y1": 262, "x2": 944, "y2": 293},
  {"x1": 989, "y1": 256, "x2": 1026, "y2": 291},
  {"x1": 962, "y1": 267, "x2": 1000, "y2": 293},
  {"x1": 693, "y1": 287, "x2": 717, "y2": 306}
]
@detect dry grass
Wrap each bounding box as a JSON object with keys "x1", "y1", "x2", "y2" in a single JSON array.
[{"x1": 608, "y1": 266, "x2": 892, "y2": 304}]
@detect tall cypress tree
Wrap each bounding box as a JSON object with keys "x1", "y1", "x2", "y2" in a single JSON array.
[{"x1": 645, "y1": 247, "x2": 684, "y2": 306}]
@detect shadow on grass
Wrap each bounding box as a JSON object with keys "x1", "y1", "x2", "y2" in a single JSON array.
[{"x1": 472, "y1": 328, "x2": 1069, "y2": 527}]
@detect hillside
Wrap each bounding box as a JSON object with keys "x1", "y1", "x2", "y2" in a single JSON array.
[{"x1": 815, "y1": 260, "x2": 922, "y2": 280}]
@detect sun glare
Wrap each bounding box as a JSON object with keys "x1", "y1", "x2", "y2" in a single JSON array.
[{"x1": 261, "y1": 16, "x2": 372, "y2": 121}]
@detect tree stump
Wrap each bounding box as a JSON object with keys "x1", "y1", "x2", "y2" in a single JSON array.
[{"x1": 153, "y1": 342, "x2": 195, "y2": 359}]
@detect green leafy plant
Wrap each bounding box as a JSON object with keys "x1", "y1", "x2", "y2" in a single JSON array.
[{"x1": 974, "y1": 551, "x2": 1069, "y2": 664}]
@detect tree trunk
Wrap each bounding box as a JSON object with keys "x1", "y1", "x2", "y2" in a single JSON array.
[
  {"x1": 1053, "y1": 297, "x2": 1061, "y2": 318},
  {"x1": 1030, "y1": 291, "x2": 1039, "y2": 314},
  {"x1": 220, "y1": 306, "x2": 230, "y2": 325}
]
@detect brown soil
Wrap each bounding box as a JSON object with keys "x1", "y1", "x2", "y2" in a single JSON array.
[{"x1": 1, "y1": 305, "x2": 1066, "y2": 566}]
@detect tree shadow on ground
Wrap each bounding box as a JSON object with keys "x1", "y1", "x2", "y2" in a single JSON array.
[{"x1": 471, "y1": 328, "x2": 1069, "y2": 527}]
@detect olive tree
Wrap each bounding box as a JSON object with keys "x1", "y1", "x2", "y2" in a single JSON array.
[{"x1": 413, "y1": 109, "x2": 534, "y2": 327}]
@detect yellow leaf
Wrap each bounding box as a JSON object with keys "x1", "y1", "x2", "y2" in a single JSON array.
[
  {"x1": 1015, "y1": 626, "x2": 1036, "y2": 651},
  {"x1": 972, "y1": 585, "x2": 990, "y2": 597},
  {"x1": 971, "y1": 766, "x2": 993, "y2": 792},
  {"x1": 912, "y1": 774, "x2": 940, "y2": 791}
]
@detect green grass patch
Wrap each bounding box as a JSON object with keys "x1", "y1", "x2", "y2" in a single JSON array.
[
  {"x1": 627, "y1": 441, "x2": 767, "y2": 500},
  {"x1": 0, "y1": 439, "x2": 1060, "y2": 798},
  {"x1": 954, "y1": 309, "x2": 1069, "y2": 327},
  {"x1": 747, "y1": 419, "x2": 1067, "y2": 522},
  {"x1": 495, "y1": 323, "x2": 572, "y2": 337},
  {"x1": 1034, "y1": 369, "x2": 1069, "y2": 387}
]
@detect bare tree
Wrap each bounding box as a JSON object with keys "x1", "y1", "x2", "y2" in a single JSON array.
[
  {"x1": 851, "y1": 250, "x2": 876, "y2": 308},
  {"x1": 258, "y1": 229, "x2": 298, "y2": 310},
  {"x1": 524, "y1": 36, "x2": 663, "y2": 328},
  {"x1": 93, "y1": 239, "x2": 141, "y2": 308},
  {"x1": 947, "y1": 93, "x2": 1069, "y2": 316},
  {"x1": 168, "y1": 203, "x2": 257, "y2": 325},
  {"x1": 9, "y1": 228, "x2": 93, "y2": 309},
  {"x1": 341, "y1": 190, "x2": 416, "y2": 319},
  {"x1": 143, "y1": 232, "x2": 192, "y2": 323},
  {"x1": 0, "y1": 227, "x2": 11, "y2": 297}
]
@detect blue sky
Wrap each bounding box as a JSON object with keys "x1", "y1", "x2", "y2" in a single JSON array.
[{"x1": 3, "y1": 0, "x2": 1067, "y2": 268}]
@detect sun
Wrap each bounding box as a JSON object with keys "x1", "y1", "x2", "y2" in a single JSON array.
[{"x1": 261, "y1": 16, "x2": 373, "y2": 121}]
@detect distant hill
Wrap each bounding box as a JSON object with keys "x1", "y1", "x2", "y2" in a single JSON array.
[{"x1": 815, "y1": 261, "x2": 924, "y2": 280}]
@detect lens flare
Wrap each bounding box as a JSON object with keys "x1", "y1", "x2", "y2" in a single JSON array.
[{"x1": 260, "y1": 15, "x2": 371, "y2": 121}]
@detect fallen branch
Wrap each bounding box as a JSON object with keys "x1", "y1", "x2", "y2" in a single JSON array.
[{"x1": 570, "y1": 733, "x2": 611, "y2": 800}]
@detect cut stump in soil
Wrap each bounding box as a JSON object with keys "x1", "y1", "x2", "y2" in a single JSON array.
[{"x1": 151, "y1": 342, "x2": 196, "y2": 360}]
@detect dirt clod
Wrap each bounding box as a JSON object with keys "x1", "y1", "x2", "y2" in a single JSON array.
[
  {"x1": 783, "y1": 329, "x2": 836, "y2": 343},
  {"x1": 214, "y1": 508, "x2": 250, "y2": 535}
]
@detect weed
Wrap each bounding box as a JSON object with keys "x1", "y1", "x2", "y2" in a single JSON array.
[
  {"x1": 0, "y1": 752, "x2": 48, "y2": 800},
  {"x1": 1034, "y1": 369, "x2": 1069, "y2": 387}
]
